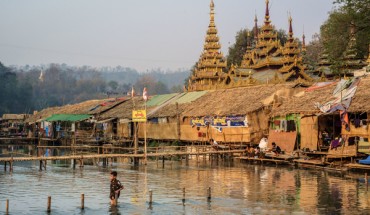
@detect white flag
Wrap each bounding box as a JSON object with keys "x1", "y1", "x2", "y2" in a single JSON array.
[
  {"x1": 131, "y1": 86, "x2": 135, "y2": 98},
  {"x1": 143, "y1": 87, "x2": 148, "y2": 101},
  {"x1": 39, "y1": 70, "x2": 44, "y2": 82}
]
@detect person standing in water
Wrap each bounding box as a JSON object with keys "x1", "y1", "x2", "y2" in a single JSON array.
[{"x1": 110, "y1": 171, "x2": 124, "y2": 206}]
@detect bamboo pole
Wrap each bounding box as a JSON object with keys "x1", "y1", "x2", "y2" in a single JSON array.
[
  {"x1": 47, "y1": 196, "x2": 51, "y2": 212},
  {"x1": 81, "y1": 193, "x2": 85, "y2": 210},
  {"x1": 6, "y1": 199, "x2": 9, "y2": 214},
  {"x1": 182, "y1": 188, "x2": 186, "y2": 203},
  {"x1": 149, "y1": 190, "x2": 153, "y2": 204},
  {"x1": 144, "y1": 99, "x2": 147, "y2": 165},
  {"x1": 366, "y1": 173, "x2": 368, "y2": 191},
  {"x1": 207, "y1": 187, "x2": 211, "y2": 201},
  {"x1": 10, "y1": 157, "x2": 13, "y2": 172}
]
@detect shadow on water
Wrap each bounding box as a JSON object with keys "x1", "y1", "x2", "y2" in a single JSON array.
[{"x1": 108, "y1": 205, "x2": 121, "y2": 215}]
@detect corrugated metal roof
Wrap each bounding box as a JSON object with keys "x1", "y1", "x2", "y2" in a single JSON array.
[
  {"x1": 171, "y1": 91, "x2": 208, "y2": 104},
  {"x1": 146, "y1": 93, "x2": 179, "y2": 107},
  {"x1": 45, "y1": 114, "x2": 91, "y2": 122}
]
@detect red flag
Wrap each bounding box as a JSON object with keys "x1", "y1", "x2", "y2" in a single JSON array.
[
  {"x1": 143, "y1": 87, "x2": 148, "y2": 101},
  {"x1": 131, "y1": 86, "x2": 135, "y2": 97}
]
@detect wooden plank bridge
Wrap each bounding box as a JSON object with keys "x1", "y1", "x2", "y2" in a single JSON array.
[{"x1": 0, "y1": 145, "x2": 245, "y2": 171}]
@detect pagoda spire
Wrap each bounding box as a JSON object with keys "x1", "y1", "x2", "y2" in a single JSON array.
[
  {"x1": 187, "y1": 0, "x2": 227, "y2": 91},
  {"x1": 279, "y1": 15, "x2": 312, "y2": 82},
  {"x1": 254, "y1": 14, "x2": 258, "y2": 41},
  {"x1": 302, "y1": 28, "x2": 306, "y2": 52},
  {"x1": 341, "y1": 21, "x2": 367, "y2": 75},
  {"x1": 264, "y1": 0, "x2": 271, "y2": 25},
  {"x1": 288, "y1": 15, "x2": 293, "y2": 41},
  {"x1": 210, "y1": 0, "x2": 215, "y2": 25},
  {"x1": 247, "y1": 31, "x2": 251, "y2": 48}
]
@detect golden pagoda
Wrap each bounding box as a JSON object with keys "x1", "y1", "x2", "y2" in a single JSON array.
[
  {"x1": 237, "y1": 0, "x2": 311, "y2": 84},
  {"x1": 240, "y1": 0, "x2": 283, "y2": 71},
  {"x1": 187, "y1": 0, "x2": 227, "y2": 91},
  {"x1": 315, "y1": 48, "x2": 332, "y2": 78},
  {"x1": 240, "y1": 31, "x2": 254, "y2": 69},
  {"x1": 340, "y1": 22, "x2": 367, "y2": 76},
  {"x1": 279, "y1": 16, "x2": 312, "y2": 82}
]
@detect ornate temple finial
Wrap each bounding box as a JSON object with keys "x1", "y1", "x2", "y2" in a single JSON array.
[
  {"x1": 288, "y1": 14, "x2": 293, "y2": 39},
  {"x1": 210, "y1": 0, "x2": 215, "y2": 22},
  {"x1": 302, "y1": 31, "x2": 306, "y2": 52},
  {"x1": 254, "y1": 14, "x2": 258, "y2": 40},
  {"x1": 264, "y1": 0, "x2": 270, "y2": 25}
]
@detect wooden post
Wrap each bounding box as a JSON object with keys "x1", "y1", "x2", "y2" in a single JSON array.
[
  {"x1": 39, "y1": 160, "x2": 42, "y2": 171},
  {"x1": 134, "y1": 122, "x2": 138, "y2": 155},
  {"x1": 176, "y1": 102, "x2": 181, "y2": 141},
  {"x1": 207, "y1": 187, "x2": 211, "y2": 201},
  {"x1": 182, "y1": 187, "x2": 186, "y2": 203},
  {"x1": 156, "y1": 148, "x2": 159, "y2": 167},
  {"x1": 73, "y1": 159, "x2": 76, "y2": 169},
  {"x1": 365, "y1": 173, "x2": 368, "y2": 191},
  {"x1": 80, "y1": 155, "x2": 84, "y2": 167},
  {"x1": 6, "y1": 199, "x2": 9, "y2": 214},
  {"x1": 10, "y1": 157, "x2": 13, "y2": 172},
  {"x1": 162, "y1": 156, "x2": 165, "y2": 168},
  {"x1": 47, "y1": 196, "x2": 51, "y2": 213},
  {"x1": 4, "y1": 161, "x2": 7, "y2": 171},
  {"x1": 81, "y1": 193, "x2": 85, "y2": 210},
  {"x1": 149, "y1": 190, "x2": 153, "y2": 204}
]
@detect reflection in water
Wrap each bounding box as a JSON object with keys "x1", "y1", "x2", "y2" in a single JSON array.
[{"x1": 1, "y1": 151, "x2": 370, "y2": 214}]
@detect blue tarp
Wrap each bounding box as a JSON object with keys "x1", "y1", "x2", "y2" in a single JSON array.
[{"x1": 359, "y1": 156, "x2": 370, "y2": 165}]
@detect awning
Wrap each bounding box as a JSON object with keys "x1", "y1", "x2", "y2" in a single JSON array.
[{"x1": 45, "y1": 114, "x2": 91, "y2": 122}]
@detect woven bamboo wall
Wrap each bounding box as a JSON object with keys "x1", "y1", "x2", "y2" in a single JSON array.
[{"x1": 138, "y1": 123, "x2": 178, "y2": 140}]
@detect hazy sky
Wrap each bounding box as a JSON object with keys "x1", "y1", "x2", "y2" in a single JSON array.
[{"x1": 0, "y1": 0, "x2": 335, "y2": 72}]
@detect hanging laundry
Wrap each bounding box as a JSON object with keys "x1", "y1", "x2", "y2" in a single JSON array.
[
  {"x1": 354, "y1": 118, "x2": 361, "y2": 128},
  {"x1": 340, "y1": 110, "x2": 350, "y2": 131},
  {"x1": 280, "y1": 120, "x2": 287, "y2": 131}
]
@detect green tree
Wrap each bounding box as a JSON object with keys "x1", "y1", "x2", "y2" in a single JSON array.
[
  {"x1": 304, "y1": 33, "x2": 323, "y2": 70},
  {"x1": 108, "y1": 80, "x2": 119, "y2": 91},
  {"x1": 320, "y1": 0, "x2": 370, "y2": 62}
]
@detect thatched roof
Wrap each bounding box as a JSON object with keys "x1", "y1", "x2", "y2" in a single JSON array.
[
  {"x1": 98, "y1": 97, "x2": 147, "y2": 120},
  {"x1": 25, "y1": 98, "x2": 123, "y2": 123},
  {"x1": 348, "y1": 77, "x2": 370, "y2": 112},
  {"x1": 2, "y1": 114, "x2": 28, "y2": 120},
  {"x1": 151, "y1": 103, "x2": 189, "y2": 118},
  {"x1": 270, "y1": 76, "x2": 370, "y2": 116},
  {"x1": 270, "y1": 83, "x2": 336, "y2": 116},
  {"x1": 181, "y1": 84, "x2": 297, "y2": 117}
]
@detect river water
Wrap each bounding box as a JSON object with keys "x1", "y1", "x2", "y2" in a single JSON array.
[{"x1": 1, "y1": 153, "x2": 370, "y2": 214}]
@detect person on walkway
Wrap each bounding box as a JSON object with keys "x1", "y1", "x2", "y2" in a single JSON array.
[
  {"x1": 110, "y1": 171, "x2": 124, "y2": 206},
  {"x1": 258, "y1": 136, "x2": 268, "y2": 152},
  {"x1": 210, "y1": 139, "x2": 218, "y2": 150},
  {"x1": 271, "y1": 142, "x2": 281, "y2": 156}
]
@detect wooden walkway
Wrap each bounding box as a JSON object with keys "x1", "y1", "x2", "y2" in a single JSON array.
[
  {"x1": 0, "y1": 149, "x2": 245, "y2": 162},
  {"x1": 237, "y1": 156, "x2": 290, "y2": 165}
]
